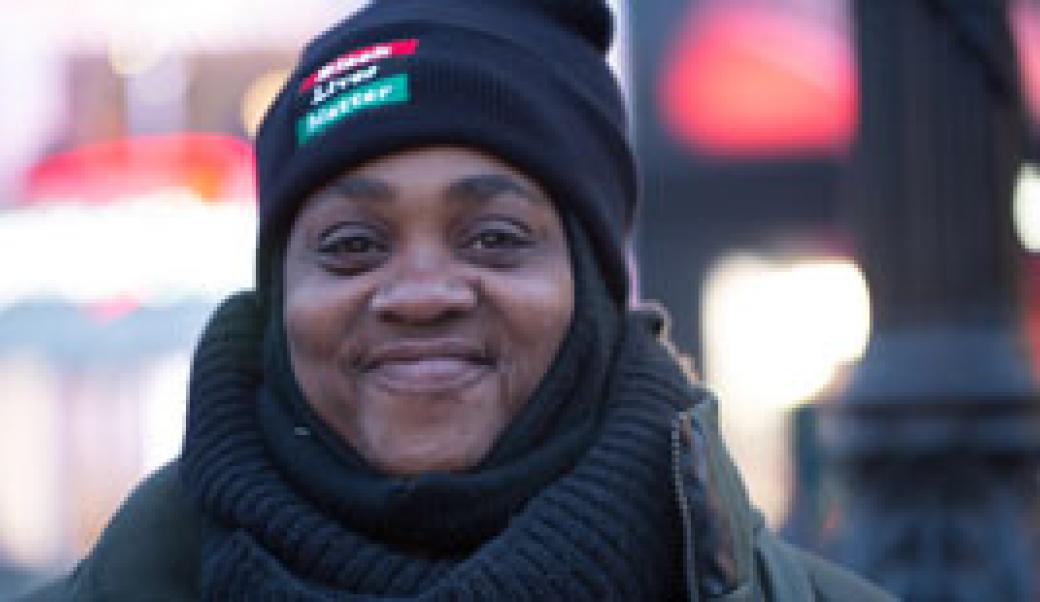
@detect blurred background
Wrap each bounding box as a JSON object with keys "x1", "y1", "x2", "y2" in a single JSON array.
[{"x1": 1, "y1": 0, "x2": 1038, "y2": 599}]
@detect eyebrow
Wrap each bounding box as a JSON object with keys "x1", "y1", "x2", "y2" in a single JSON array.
[
  {"x1": 320, "y1": 176, "x2": 393, "y2": 202},
  {"x1": 319, "y1": 173, "x2": 547, "y2": 207},
  {"x1": 446, "y1": 174, "x2": 548, "y2": 206}
]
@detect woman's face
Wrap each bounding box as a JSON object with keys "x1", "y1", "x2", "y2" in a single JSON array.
[{"x1": 283, "y1": 147, "x2": 574, "y2": 475}]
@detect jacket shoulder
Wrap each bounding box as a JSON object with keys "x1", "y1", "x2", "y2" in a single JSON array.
[
  {"x1": 674, "y1": 395, "x2": 896, "y2": 601},
  {"x1": 754, "y1": 531, "x2": 897, "y2": 601},
  {"x1": 22, "y1": 461, "x2": 200, "y2": 601}
]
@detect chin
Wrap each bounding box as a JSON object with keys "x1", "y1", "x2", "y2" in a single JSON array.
[
  {"x1": 348, "y1": 380, "x2": 514, "y2": 476},
  {"x1": 363, "y1": 433, "x2": 495, "y2": 476},
  {"x1": 372, "y1": 451, "x2": 483, "y2": 476}
]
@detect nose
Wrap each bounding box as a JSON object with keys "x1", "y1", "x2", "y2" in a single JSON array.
[{"x1": 369, "y1": 251, "x2": 477, "y2": 324}]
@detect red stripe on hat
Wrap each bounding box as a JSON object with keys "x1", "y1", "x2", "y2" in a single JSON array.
[{"x1": 299, "y1": 39, "x2": 419, "y2": 93}]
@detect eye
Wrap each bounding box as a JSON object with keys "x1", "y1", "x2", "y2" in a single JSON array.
[
  {"x1": 460, "y1": 220, "x2": 536, "y2": 266},
  {"x1": 467, "y1": 228, "x2": 531, "y2": 250},
  {"x1": 318, "y1": 234, "x2": 380, "y2": 254},
  {"x1": 315, "y1": 223, "x2": 389, "y2": 272}
]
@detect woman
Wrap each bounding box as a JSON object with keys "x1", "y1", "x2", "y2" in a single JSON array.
[{"x1": 30, "y1": 0, "x2": 893, "y2": 600}]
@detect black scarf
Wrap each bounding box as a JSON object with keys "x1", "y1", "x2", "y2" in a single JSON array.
[{"x1": 180, "y1": 224, "x2": 693, "y2": 600}]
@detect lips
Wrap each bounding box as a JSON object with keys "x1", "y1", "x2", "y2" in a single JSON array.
[{"x1": 362, "y1": 340, "x2": 494, "y2": 394}]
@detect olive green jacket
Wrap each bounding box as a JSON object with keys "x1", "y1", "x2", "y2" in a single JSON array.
[{"x1": 25, "y1": 397, "x2": 895, "y2": 601}]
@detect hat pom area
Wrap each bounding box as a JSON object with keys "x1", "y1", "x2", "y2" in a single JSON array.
[
  {"x1": 361, "y1": 0, "x2": 615, "y2": 54},
  {"x1": 523, "y1": 0, "x2": 614, "y2": 53}
]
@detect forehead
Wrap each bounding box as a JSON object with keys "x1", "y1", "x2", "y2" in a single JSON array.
[
  {"x1": 298, "y1": 146, "x2": 555, "y2": 215},
  {"x1": 346, "y1": 146, "x2": 528, "y2": 180}
]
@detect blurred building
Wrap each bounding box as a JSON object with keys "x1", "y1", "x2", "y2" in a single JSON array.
[
  {"x1": 0, "y1": 0, "x2": 366, "y2": 570},
  {"x1": 631, "y1": 0, "x2": 1040, "y2": 554}
]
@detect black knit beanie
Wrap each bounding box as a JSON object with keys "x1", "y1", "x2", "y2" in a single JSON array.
[{"x1": 254, "y1": 0, "x2": 637, "y2": 305}]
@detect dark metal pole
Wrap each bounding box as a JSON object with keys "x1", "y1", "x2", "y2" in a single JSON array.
[{"x1": 817, "y1": 1, "x2": 1040, "y2": 599}]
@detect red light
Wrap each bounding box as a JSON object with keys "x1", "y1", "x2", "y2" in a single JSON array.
[
  {"x1": 658, "y1": 5, "x2": 856, "y2": 157},
  {"x1": 1024, "y1": 257, "x2": 1040, "y2": 378},
  {"x1": 1012, "y1": 1, "x2": 1040, "y2": 129},
  {"x1": 23, "y1": 133, "x2": 255, "y2": 205},
  {"x1": 85, "y1": 297, "x2": 141, "y2": 324}
]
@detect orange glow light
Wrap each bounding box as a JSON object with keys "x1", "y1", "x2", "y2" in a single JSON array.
[
  {"x1": 23, "y1": 133, "x2": 255, "y2": 205},
  {"x1": 658, "y1": 5, "x2": 856, "y2": 157}
]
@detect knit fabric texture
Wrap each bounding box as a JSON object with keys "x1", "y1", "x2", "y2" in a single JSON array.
[
  {"x1": 254, "y1": 0, "x2": 636, "y2": 305},
  {"x1": 180, "y1": 294, "x2": 694, "y2": 601},
  {"x1": 179, "y1": 218, "x2": 694, "y2": 600}
]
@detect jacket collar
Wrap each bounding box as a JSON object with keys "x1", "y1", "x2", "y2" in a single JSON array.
[{"x1": 672, "y1": 392, "x2": 762, "y2": 601}]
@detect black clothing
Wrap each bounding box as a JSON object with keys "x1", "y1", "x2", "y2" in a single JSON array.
[
  {"x1": 26, "y1": 290, "x2": 896, "y2": 600},
  {"x1": 183, "y1": 291, "x2": 685, "y2": 600},
  {"x1": 26, "y1": 403, "x2": 896, "y2": 601}
]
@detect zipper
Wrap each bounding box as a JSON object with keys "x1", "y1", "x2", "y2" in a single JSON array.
[{"x1": 671, "y1": 409, "x2": 700, "y2": 602}]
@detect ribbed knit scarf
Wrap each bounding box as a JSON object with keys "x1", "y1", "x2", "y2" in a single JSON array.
[
  {"x1": 181, "y1": 294, "x2": 695, "y2": 601},
  {"x1": 180, "y1": 229, "x2": 694, "y2": 601}
]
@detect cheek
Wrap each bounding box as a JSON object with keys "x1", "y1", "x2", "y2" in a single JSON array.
[
  {"x1": 285, "y1": 293, "x2": 335, "y2": 359},
  {"x1": 486, "y1": 261, "x2": 574, "y2": 390},
  {"x1": 282, "y1": 275, "x2": 374, "y2": 440},
  {"x1": 283, "y1": 275, "x2": 368, "y2": 365}
]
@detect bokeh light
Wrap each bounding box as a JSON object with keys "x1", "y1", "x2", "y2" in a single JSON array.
[
  {"x1": 1014, "y1": 163, "x2": 1040, "y2": 252},
  {"x1": 701, "y1": 252, "x2": 871, "y2": 526},
  {"x1": 241, "y1": 69, "x2": 292, "y2": 137},
  {"x1": 703, "y1": 254, "x2": 872, "y2": 409},
  {"x1": 0, "y1": 190, "x2": 256, "y2": 308},
  {"x1": 658, "y1": 3, "x2": 856, "y2": 156}
]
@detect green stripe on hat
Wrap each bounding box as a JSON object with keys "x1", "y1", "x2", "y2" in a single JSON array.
[{"x1": 296, "y1": 74, "x2": 410, "y2": 145}]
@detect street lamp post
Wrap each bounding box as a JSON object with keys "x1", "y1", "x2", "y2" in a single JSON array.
[{"x1": 818, "y1": 1, "x2": 1040, "y2": 599}]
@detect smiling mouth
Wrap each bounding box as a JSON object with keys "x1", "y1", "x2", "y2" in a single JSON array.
[{"x1": 362, "y1": 341, "x2": 495, "y2": 395}]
